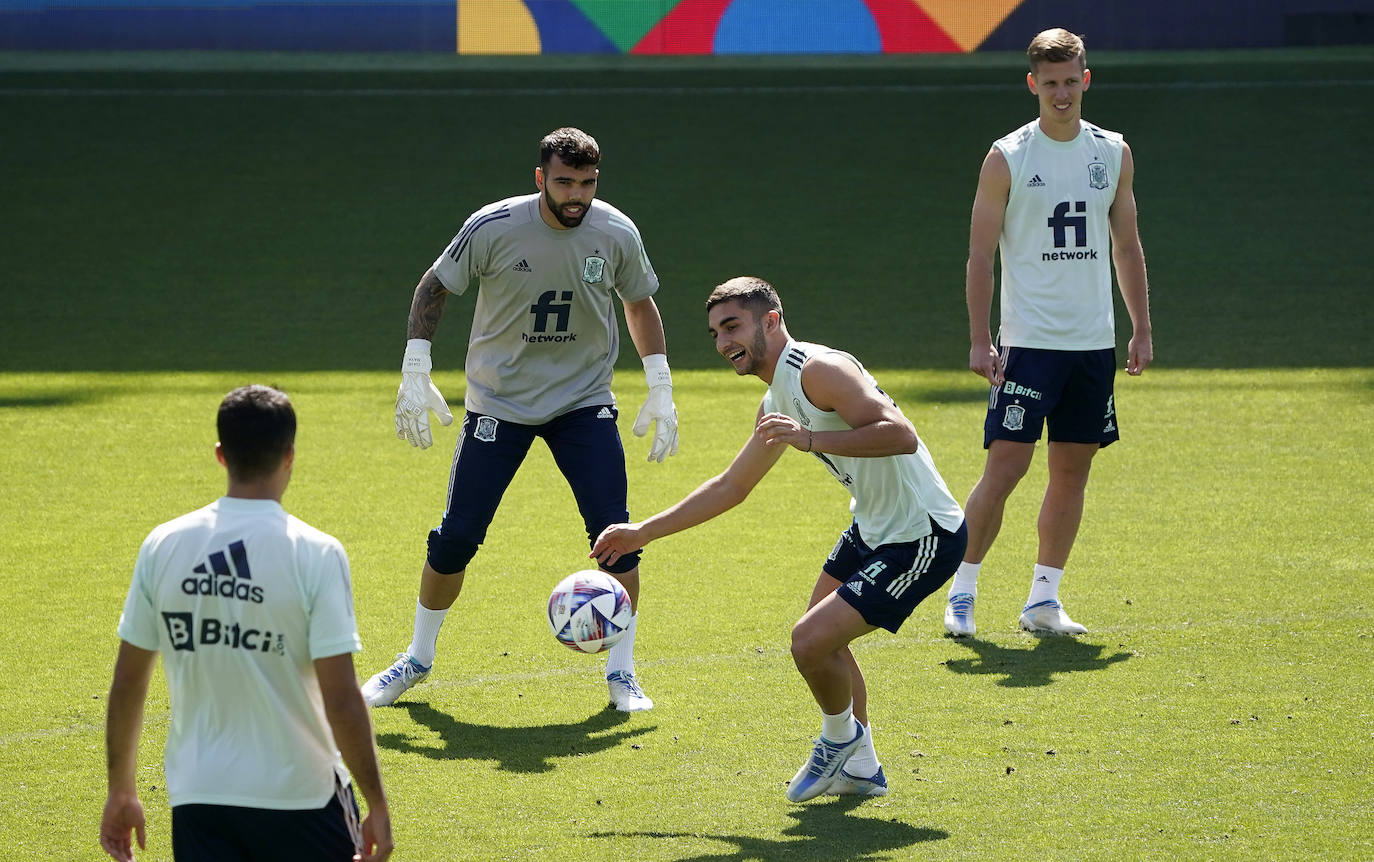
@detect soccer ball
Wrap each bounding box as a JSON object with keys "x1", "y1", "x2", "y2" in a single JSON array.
[{"x1": 547, "y1": 570, "x2": 632, "y2": 654}]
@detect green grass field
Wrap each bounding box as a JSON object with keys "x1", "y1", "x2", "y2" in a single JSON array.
[{"x1": 1, "y1": 48, "x2": 1372, "y2": 860}]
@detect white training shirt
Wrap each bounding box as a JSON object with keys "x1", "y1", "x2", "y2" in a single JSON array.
[
  {"x1": 432, "y1": 193, "x2": 660, "y2": 425},
  {"x1": 118, "y1": 497, "x2": 361, "y2": 810},
  {"x1": 762, "y1": 340, "x2": 964, "y2": 547},
  {"x1": 994, "y1": 119, "x2": 1125, "y2": 350}
]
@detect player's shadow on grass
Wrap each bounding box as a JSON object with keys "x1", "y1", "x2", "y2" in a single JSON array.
[
  {"x1": 375, "y1": 701, "x2": 654, "y2": 773},
  {"x1": 942, "y1": 636, "x2": 1132, "y2": 687},
  {"x1": 590, "y1": 795, "x2": 946, "y2": 861}
]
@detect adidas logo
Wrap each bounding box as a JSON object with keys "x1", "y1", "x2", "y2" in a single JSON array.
[
  {"x1": 849, "y1": 581, "x2": 863, "y2": 596},
  {"x1": 596, "y1": 407, "x2": 614, "y2": 420},
  {"x1": 1027, "y1": 174, "x2": 1046, "y2": 187},
  {"x1": 1035, "y1": 574, "x2": 1050, "y2": 583},
  {"x1": 513, "y1": 259, "x2": 532, "y2": 272},
  {"x1": 182, "y1": 540, "x2": 264, "y2": 603}
]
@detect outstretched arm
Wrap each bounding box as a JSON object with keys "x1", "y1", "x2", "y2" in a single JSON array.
[
  {"x1": 591, "y1": 405, "x2": 783, "y2": 566},
  {"x1": 1109, "y1": 143, "x2": 1153, "y2": 375}
]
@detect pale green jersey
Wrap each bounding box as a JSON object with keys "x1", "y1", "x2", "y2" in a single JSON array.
[
  {"x1": 118, "y1": 498, "x2": 361, "y2": 809},
  {"x1": 762, "y1": 340, "x2": 964, "y2": 547},
  {"x1": 432, "y1": 193, "x2": 659, "y2": 424},
  {"x1": 994, "y1": 119, "x2": 1125, "y2": 350}
]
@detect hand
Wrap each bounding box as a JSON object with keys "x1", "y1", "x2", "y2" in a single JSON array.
[
  {"x1": 632, "y1": 384, "x2": 678, "y2": 463},
  {"x1": 1126, "y1": 333, "x2": 1153, "y2": 376},
  {"x1": 99, "y1": 792, "x2": 145, "y2": 862},
  {"x1": 394, "y1": 340, "x2": 453, "y2": 449},
  {"x1": 755, "y1": 412, "x2": 811, "y2": 451},
  {"x1": 591, "y1": 523, "x2": 646, "y2": 568},
  {"x1": 969, "y1": 342, "x2": 1002, "y2": 386},
  {"x1": 357, "y1": 808, "x2": 394, "y2": 862}
]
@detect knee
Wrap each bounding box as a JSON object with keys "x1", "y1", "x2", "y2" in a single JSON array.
[
  {"x1": 426, "y1": 528, "x2": 478, "y2": 575},
  {"x1": 790, "y1": 623, "x2": 822, "y2": 670}
]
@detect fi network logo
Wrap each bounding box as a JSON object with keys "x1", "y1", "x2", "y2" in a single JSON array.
[
  {"x1": 525, "y1": 291, "x2": 577, "y2": 343},
  {"x1": 182, "y1": 539, "x2": 264, "y2": 603}
]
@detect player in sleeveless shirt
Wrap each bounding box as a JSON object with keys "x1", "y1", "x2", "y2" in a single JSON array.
[
  {"x1": 365, "y1": 128, "x2": 677, "y2": 713},
  {"x1": 944, "y1": 29, "x2": 1153, "y2": 638},
  {"x1": 101, "y1": 386, "x2": 391, "y2": 862},
  {"x1": 592, "y1": 277, "x2": 967, "y2": 802}
]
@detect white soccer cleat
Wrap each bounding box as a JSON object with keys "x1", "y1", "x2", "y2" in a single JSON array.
[
  {"x1": 607, "y1": 671, "x2": 653, "y2": 712},
  {"x1": 1019, "y1": 600, "x2": 1087, "y2": 635},
  {"x1": 826, "y1": 765, "x2": 889, "y2": 797},
  {"x1": 786, "y1": 724, "x2": 866, "y2": 803},
  {"x1": 361, "y1": 652, "x2": 431, "y2": 707},
  {"x1": 944, "y1": 593, "x2": 976, "y2": 637}
]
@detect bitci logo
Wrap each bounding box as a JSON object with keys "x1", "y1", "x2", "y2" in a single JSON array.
[{"x1": 161, "y1": 611, "x2": 283, "y2": 655}]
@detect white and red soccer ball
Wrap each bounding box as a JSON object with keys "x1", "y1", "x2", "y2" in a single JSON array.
[{"x1": 547, "y1": 570, "x2": 632, "y2": 654}]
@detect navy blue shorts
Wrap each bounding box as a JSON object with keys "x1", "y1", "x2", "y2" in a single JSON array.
[
  {"x1": 171, "y1": 779, "x2": 361, "y2": 861},
  {"x1": 984, "y1": 346, "x2": 1119, "y2": 449},
  {"x1": 823, "y1": 519, "x2": 967, "y2": 633},
  {"x1": 427, "y1": 404, "x2": 639, "y2": 575}
]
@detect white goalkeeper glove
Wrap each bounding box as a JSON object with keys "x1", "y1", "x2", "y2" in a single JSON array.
[
  {"x1": 395, "y1": 339, "x2": 453, "y2": 449},
  {"x1": 632, "y1": 353, "x2": 679, "y2": 463}
]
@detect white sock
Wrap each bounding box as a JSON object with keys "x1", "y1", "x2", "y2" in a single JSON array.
[
  {"x1": 1026, "y1": 564, "x2": 1065, "y2": 607},
  {"x1": 821, "y1": 701, "x2": 859, "y2": 743},
  {"x1": 949, "y1": 561, "x2": 981, "y2": 598},
  {"x1": 843, "y1": 722, "x2": 880, "y2": 777},
  {"x1": 605, "y1": 614, "x2": 637, "y2": 677},
  {"x1": 405, "y1": 600, "x2": 447, "y2": 667}
]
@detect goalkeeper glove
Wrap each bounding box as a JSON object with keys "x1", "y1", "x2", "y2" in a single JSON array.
[
  {"x1": 395, "y1": 339, "x2": 453, "y2": 449},
  {"x1": 632, "y1": 353, "x2": 679, "y2": 463}
]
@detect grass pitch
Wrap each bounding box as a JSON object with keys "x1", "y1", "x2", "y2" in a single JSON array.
[{"x1": 0, "y1": 47, "x2": 1372, "y2": 860}]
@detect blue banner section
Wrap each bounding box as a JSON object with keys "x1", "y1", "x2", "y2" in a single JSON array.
[{"x1": 0, "y1": 2, "x2": 455, "y2": 51}]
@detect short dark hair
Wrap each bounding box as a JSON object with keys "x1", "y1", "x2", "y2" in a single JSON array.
[
  {"x1": 540, "y1": 127, "x2": 600, "y2": 169},
  {"x1": 706, "y1": 276, "x2": 783, "y2": 318},
  {"x1": 217, "y1": 385, "x2": 295, "y2": 481},
  {"x1": 1027, "y1": 28, "x2": 1086, "y2": 73}
]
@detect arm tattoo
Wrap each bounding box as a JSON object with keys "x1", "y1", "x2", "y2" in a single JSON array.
[{"x1": 407, "y1": 270, "x2": 449, "y2": 340}]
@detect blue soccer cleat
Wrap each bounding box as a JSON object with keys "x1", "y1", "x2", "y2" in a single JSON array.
[
  {"x1": 1019, "y1": 599, "x2": 1087, "y2": 635},
  {"x1": 786, "y1": 724, "x2": 866, "y2": 803},
  {"x1": 827, "y1": 765, "x2": 889, "y2": 797},
  {"x1": 944, "y1": 593, "x2": 976, "y2": 637},
  {"x1": 607, "y1": 670, "x2": 654, "y2": 712},
  {"x1": 361, "y1": 652, "x2": 431, "y2": 707}
]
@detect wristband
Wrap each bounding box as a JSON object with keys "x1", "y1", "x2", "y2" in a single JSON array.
[
  {"x1": 403, "y1": 339, "x2": 433, "y2": 374},
  {"x1": 642, "y1": 353, "x2": 672, "y2": 388}
]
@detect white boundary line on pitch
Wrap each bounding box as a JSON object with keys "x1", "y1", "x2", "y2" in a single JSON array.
[{"x1": 2, "y1": 79, "x2": 1372, "y2": 96}]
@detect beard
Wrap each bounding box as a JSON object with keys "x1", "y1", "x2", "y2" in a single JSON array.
[{"x1": 543, "y1": 186, "x2": 588, "y2": 228}]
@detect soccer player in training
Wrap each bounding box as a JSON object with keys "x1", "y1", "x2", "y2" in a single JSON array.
[
  {"x1": 943, "y1": 28, "x2": 1153, "y2": 639},
  {"x1": 364, "y1": 127, "x2": 677, "y2": 713},
  {"x1": 100, "y1": 385, "x2": 392, "y2": 862},
  {"x1": 591, "y1": 277, "x2": 967, "y2": 802}
]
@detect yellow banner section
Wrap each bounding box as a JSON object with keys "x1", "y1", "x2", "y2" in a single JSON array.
[
  {"x1": 916, "y1": 0, "x2": 1022, "y2": 53},
  {"x1": 458, "y1": 0, "x2": 540, "y2": 54}
]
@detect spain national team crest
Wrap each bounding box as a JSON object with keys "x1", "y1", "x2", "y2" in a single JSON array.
[
  {"x1": 1003, "y1": 404, "x2": 1026, "y2": 431},
  {"x1": 473, "y1": 415, "x2": 499, "y2": 442},
  {"x1": 582, "y1": 256, "x2": 606, "y2": 284},
  {"x1": 1088, "y1": 160, "x2": 1110, "y2": 190}
]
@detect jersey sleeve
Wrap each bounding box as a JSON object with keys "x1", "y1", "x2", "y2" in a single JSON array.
[
  {"x1": 432, "y1": 206, "x2": 502, "y2": 295},
  {"x1": 305, "y1": 540, "x2": 363, "y2": 660},
  {"x1": 611, "y1": 217, "x2": 659, "y2": 303},
  {"x1": 117, "y1": 535, "x2": 162, "y2": 651}
]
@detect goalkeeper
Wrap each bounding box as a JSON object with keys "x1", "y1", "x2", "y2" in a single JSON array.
[{"x1": 364, "y1": 127, "x2": 677, "y2": 714}]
